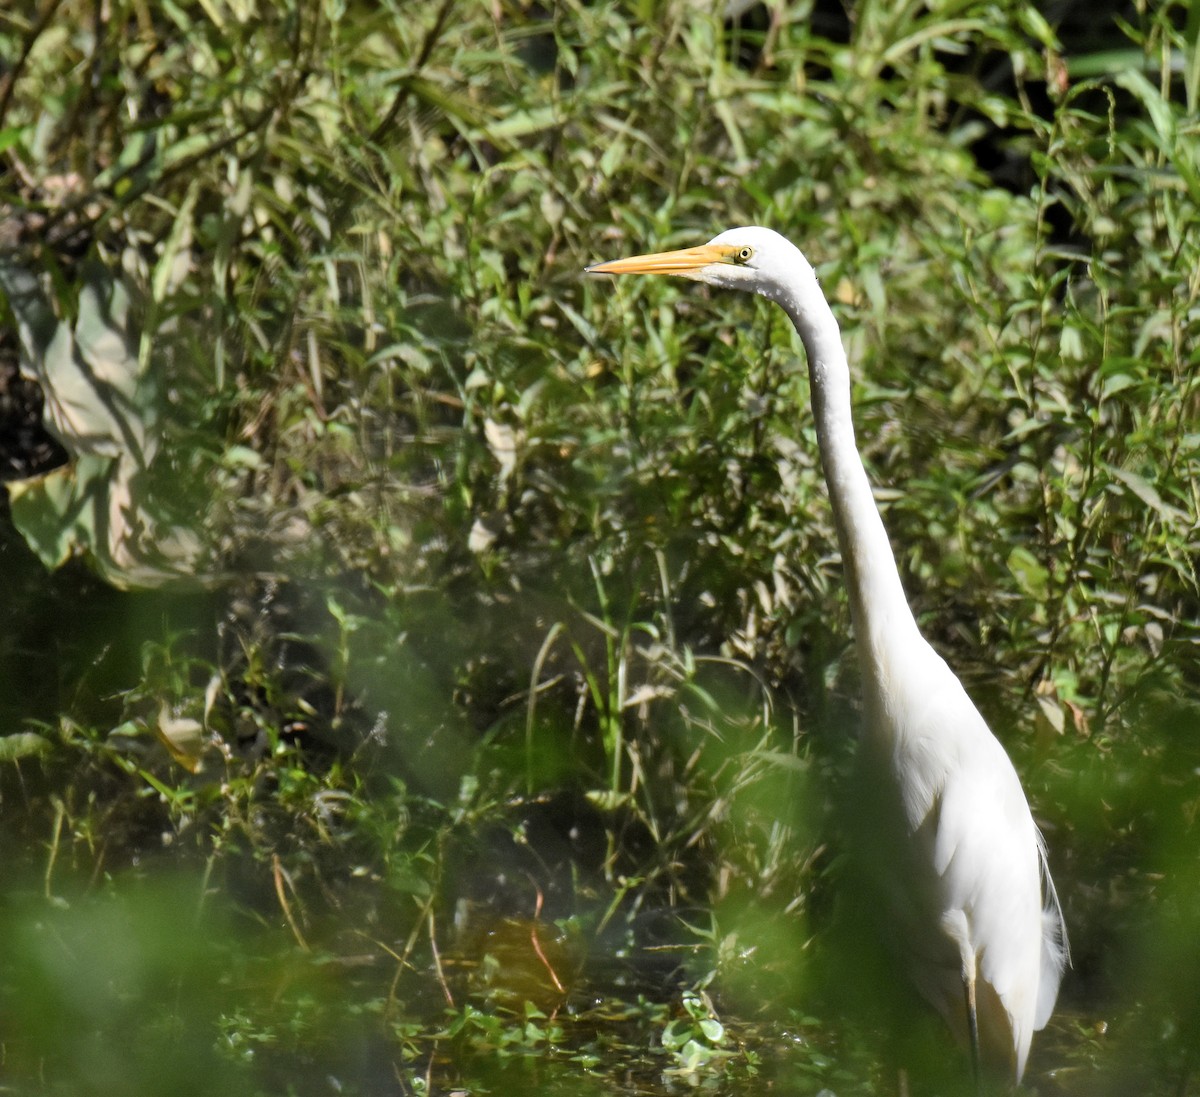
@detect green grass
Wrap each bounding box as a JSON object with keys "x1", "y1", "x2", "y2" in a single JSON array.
[{"x1": 1, "y1": 0, "x2": 1198, "y2": 1093}]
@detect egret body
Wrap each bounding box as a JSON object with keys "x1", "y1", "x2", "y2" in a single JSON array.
[{"x1": 586, "y1": 226, "x2": 1067, "y2": 1081}]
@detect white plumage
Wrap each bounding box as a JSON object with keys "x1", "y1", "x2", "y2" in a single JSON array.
[{"x1": 588, "y1": 226, "x2": 1068, "y2": 1080}]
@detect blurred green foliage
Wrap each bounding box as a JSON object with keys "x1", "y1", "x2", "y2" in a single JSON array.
[{"x1": 0, "y1": 0, "x2": 1198, "y2": 1094}]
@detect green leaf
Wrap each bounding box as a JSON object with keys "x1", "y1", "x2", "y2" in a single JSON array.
[
  {"x1": 1108, "y1": 466, "x2": 1189, "y2": 525},
  {"x1": 0, "y1": 733, "x2": 52, "y2": 761}
]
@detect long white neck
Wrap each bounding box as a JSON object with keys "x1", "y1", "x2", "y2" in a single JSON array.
[{"x1": 772, "y1": 272, "x2": 922, "y2": 699}]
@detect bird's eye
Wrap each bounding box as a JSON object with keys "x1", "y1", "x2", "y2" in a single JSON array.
[{"x1": 735, "y1": 246, "x2": 754, "y2": 263}]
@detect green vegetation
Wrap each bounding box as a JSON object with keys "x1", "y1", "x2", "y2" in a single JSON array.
[{"x1": 1, "y1": 1, "x2": 1197, "y2": 1094}]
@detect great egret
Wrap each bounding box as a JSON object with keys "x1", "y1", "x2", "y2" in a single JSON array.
[{"x1": 586, "y1": 227, "x2": 1068, "y2": 1082}]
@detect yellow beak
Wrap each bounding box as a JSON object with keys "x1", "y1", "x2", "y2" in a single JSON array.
[{"x1": 585, "y1": 243, "x2": 732, "y2": 276}]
